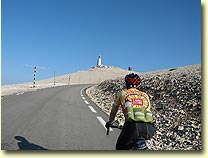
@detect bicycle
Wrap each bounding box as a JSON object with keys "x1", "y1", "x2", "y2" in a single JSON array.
[{"x1": 106, "y1": 123, "x2": 148, "y2": 150}]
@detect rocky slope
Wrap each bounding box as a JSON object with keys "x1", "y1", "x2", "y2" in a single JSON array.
[{"x1": 86, "y1": 64, "x2": 201, "y2": 150}]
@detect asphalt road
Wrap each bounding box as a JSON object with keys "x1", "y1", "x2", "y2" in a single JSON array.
[{"x1": 1, "y1": 85, "x2": 120, "y2": 150}]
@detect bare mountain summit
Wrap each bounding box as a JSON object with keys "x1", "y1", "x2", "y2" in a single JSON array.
[{"x1": 1, "y1": 66, "x2": 133, "y2": 96}]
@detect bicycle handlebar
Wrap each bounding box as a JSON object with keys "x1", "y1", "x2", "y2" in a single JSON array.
[{"x1": 106, "y1": 125, "x2": 123, "y2": 135}]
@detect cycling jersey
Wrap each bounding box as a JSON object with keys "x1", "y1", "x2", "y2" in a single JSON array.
[{"x1": 114, "y1": 88, "x2": 153, "y2": 123}]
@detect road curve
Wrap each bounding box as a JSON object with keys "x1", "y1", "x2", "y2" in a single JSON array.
[{"x1": 1, "y1": 85, "x2": 120, "y2": 150}]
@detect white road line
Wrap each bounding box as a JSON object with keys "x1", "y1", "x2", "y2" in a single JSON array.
[
  {"x1": 80, "y1": 88, "x2": 113, "y2": 132},
  {"x1": 97, "y1": 116, "x2": 113, "y2": 131},
  {"x1": 84, "y1": 100, "x2": 89, "y2": 104},
  {"x1": 80, "y1": 88, "x2": 85, "y2": 96},
  {"x1": 16, "y1": 92, "x2": 24, "y2": 95},
  {"x1": 88, "y1": 106, "x2": 97, "y2": 113}
]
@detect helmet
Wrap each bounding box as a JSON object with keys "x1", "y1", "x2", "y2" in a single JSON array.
[{"x1": 125, "y1": 73, "x2": 141, "y2": 88}]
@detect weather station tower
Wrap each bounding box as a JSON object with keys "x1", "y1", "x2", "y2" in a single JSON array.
[{"x1": 97, "y1": 54, "x2": 102, "y2": 67}]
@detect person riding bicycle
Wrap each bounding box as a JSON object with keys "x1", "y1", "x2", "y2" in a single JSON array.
[{"x1": 105, "y1": 73, "x2": 156, "y2": 150}]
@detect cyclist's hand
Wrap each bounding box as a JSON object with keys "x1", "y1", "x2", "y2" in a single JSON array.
[{"x1": 105, "y1": 121, "x2": 111, "y2": 129}]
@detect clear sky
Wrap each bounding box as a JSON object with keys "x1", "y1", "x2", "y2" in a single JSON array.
[{"x1": 2, "y1": 0, "x2": 201, "y2": 85}]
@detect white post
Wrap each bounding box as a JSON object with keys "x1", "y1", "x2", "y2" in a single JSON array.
[
  {"x1": 33, "y1": 66, "x2": 36, "y2": 88},
  {"x1": 54, "y1": 71, "x2": 56, "y2": 85}
]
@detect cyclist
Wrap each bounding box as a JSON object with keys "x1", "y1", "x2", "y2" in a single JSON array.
[{"x1": 105, "y1": 73, "x2": 156, "y2": 150}]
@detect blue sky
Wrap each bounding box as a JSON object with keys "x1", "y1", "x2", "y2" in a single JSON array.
[{"x1": 2, "y1": 0, "x2": 201, "y2": 85}]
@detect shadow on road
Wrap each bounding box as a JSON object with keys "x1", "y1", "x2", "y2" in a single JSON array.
[{"x1": 15, "y1": 136, "x2": 48, "y2": 150}]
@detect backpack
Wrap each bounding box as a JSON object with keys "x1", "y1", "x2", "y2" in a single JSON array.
[{"x1": 124, "y1": 91, "x2": 153, "y2": 123}]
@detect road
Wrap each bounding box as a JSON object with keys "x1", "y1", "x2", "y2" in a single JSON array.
[{"x1": 1, "y1": 85, "x2": 120, "y2": 150}]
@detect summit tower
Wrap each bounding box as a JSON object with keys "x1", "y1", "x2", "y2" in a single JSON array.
[{"x1": 97, "y1": 54, "x2": 102, "y2": 67}]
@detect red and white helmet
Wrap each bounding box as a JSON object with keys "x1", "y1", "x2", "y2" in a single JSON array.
[{"x1": 125, "y1": 73, "x2": 141, "y2": 88}]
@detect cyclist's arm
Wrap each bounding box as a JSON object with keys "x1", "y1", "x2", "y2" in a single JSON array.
[
  {"x1": 109, "y1": 94, "x2": 121, "y2": 123},
  {"x1": 109, "y1": 104, "x2": 119, "y2": 123}
]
